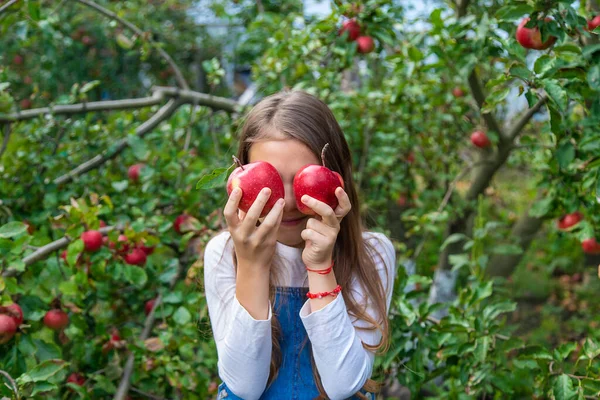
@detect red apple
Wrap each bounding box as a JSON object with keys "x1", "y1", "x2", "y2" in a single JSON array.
[
  {"x1": 452, "y1": 87, "x2": 465, "y2": 98},
  {"x1": 23, "y1": 75, "x2": 33, "y2": 85},
  {"x1": 356, "y1": 36, "x2": 375, "y2": 54},
  {"x1": 124, "y1": 248, "x2": 147, "y2": 266},
  {"x1": 60, "y1": 250, "x2": 68, "y2": 261},
  {"x1": 516, "y1": 18, "x2": 557, "y2": 50},
  {"x1": 556, "y1": 212, "x2": 583, "y2": 230},
  {"x1": 582, "y1": 238, "x2": 600, "y2": 254},
  {"x1": 81, "y1": 35, "x2": 94, "y2": 46},
  {"x1": 109, "y1": 234, "x2": 130, "y2": 254},
  {"x1": 138, "y1": 242, "x2": 155, "y2": 255},
  {"x1": 145, "y1": 298, "x2": 156, "y2": 316},
  {"x1": 470, "y1": 131, "x2": 491, "y2": 148},
  {"x1": 43, "y1": 309, "x2": 69, "y2": 330},
  {"x1": 128, "y1": 163, "x2": 144, "y2": 182},
  {"x1": 0, "y1": 314, "x2": 17, "y2": 344},
  {"x1": 226, "y1": 158, "x2": 285, "y2": 218},
  {"x1": 81, "y1": 230, "x2": 103, "y2": 252},
  {"x1": 12, "y1": 54, "x2": 23, "y2": 65},
  {"x1": 293, "y1": 164, "x2": 345, "y2": 216},
  {"x1": 24, "y1": 220, "x2": 35, "y2": 235},
  {"x1": 588, "y1": 16, "x2": 600, "y2": 31},
  {"x1": 173, "y1": 214, "x2": 190, "y2": 234},
  {"x1": 4, "y1": 303, "x2": 23, "y2": 326},
  {"x1": 99, "y1": 220, "x2": 107, "y2": 228},
  {"x1": 20, "y1": 99, "x2": 32, "y2": 109},
  {"x1": 406, "y1": 152, "x2": 415, "y2": 164},
  {"x1": 339, "y1": 19, "x2": 361, "y2": 42},
  {"x1": 66, "y1": 372, "x2": 85, "y2": 387},
  {"x1": 397, "y1": 194, "x2": 411, "y2": 208}
]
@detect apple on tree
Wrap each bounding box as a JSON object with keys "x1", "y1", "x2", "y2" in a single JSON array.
[
  {"x1": 124, "y1": 247, "x2": 147, "y2": 266},
  {"x1": 293, "y1": 144, "x2": 345, "y2": 216},
  {"x1": 587, "y1": 15, "x2": 600, "y2": 32},
  {"x1": 43, "y1": 309, "x2": 69, "y2": 331},
  {"x1": 145, "y1": 298, "x2": 157, "y2": 316},
  {"x1": 582, "y1": 238, "x2": 600, "y2": 255},
  {"x1": 470, "y1": 131, "x2": 491, "y2": 148},
  {"x1": 452, "y1": 87, "x2": 465, "y2": 98},
  {"x1": 226, "y1": 156, "x2": 285, "y2": 218},
  {"x1": 516, "y1": 17, "x2": 557, "y2": 50},
  {"x1": 556, "y1": 212, "x2": 583, "y2": 230},
  {"x1": 356, "y1": 36, "x2": 375, "y2": 54},
  {"x1": 0, "y1": 314, "x2": 18, "y2": 344},
  {"x1": 339, "y1": 19, "x2": 361, "y2": 42},
  {"x1": 128, "y1": 163, "x2": 145, "y2": 182},
  {"x1": 66, "y1": 373, "x2": 86, "y2": 391},
  {"x1": 81, "y1": 230, "x2": 103, "y2": 252},
  {"x1": 173, "y1": 214, "x2": 199, "y2": 234}
]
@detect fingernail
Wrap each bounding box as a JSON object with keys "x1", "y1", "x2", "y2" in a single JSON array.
[
  {"x1": 301, "y1": 195, "x2": 308, "y2": 203},
  {"x1": 232, "y1": 188, "x2": 240, "y2": 195},
  {"x1": 277, "y1": 199, "x2": 285, "y2": 207},
  {"x1": 263, "y1": 188, "x2": 271, "y2": 195}
]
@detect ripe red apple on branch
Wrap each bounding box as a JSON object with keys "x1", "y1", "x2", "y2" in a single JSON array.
[
  {"x1": 44, "y1": 309, "x2": 69, "y2": 330},
  {"x1": 516, "y1": 17, "x2": 557, "y2": 50},
  {"x1": 124, "y1": 247, "x2": 147, "y2": 266},
  {"x1": 226, "y1": 156, "x2": 285, "y2": 218},
  {"x1": 556, "y1": 212, "x2": 583, "y2": 230},
  {"x1": 128, "y1": 163, "x2": 145, "y2": 182},
  {"x1": 452, "y1": 87, "x2": 465, "y2": 98},
  {"x1": 356, "y1": 36, "x2": 375, "y2": 53},
  {"x1": 66, "y1": 373, "x2": 86, "y2": 391},
  {"x1": 582, "y1": 238, "x2": 600, "y2": 255},
  {"x1": 293, "y1": 143, "x2": 345, "y2": 216},
  {"x1": 145, "y1": 298, "x2": 157, "y2": 316},
  {"x1": 3, "y1": 303, "x2": 24, "y2": 326},
  {"x1": 470, "y1": 131, "x2": 491, "y2": 148},
  {"x1": 0, "y1": 314, "x2": 18, "y2": 344},
  {"x1": 587, "y1": 16, "x2": 600, "y2": 32},
  {"x1": 339, "y1": 19, "x2": 361, "y2": 42}
]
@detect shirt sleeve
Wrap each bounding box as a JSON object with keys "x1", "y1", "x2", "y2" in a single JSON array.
[
  {"x1": 203, "y1": 231, "x2": 273, "y2": 400},
  {"x1": 299, "y1": 232, "x2": 396, "y2": 400}
]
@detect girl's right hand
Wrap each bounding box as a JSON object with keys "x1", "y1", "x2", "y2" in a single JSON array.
[{"x1": 223, "y1": 187, "x2": 285, "y2": 270}]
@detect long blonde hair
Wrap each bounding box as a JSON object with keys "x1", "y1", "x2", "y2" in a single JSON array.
[{"x1": 224, "y1": 90, "x2": 391, "y2": 399}]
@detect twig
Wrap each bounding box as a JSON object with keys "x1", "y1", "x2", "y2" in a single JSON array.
[
  {"x1": 0, "y1": 92, "x2": 164, "y2": 123},
  {"x1": 256, "y1": 0, "x2": 264, "y2": 14},
  {"x1": 52, "y1": 99, "x2": 183, "y2": 186},
  {"x1": 2, "y1": 226, "x2": 117, "y2": 277},
  {"x1": 0, "y1": 123, "x2": 11, "y2": 160},
  {"x1": 151, "y1": 86, "x2": 241, "y2": 113},
  {"x1": 0, "y1": 369, "x2": 20, "y2": 400},
  {"x1": 0, "y1": 0, "x2": 18, "y2": 14},
  {"x1": 506, "y1": 95, "x2": 548, "y2": 141},
  {"x1": 74, "y1": 0, "x2": 189, "y2": 90}
]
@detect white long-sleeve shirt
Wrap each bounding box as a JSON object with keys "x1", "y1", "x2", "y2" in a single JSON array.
[{"x1": 204, "y1": 230, "x2": 396, "y2": 400}]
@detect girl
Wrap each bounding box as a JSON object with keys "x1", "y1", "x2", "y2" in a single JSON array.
[{"x1": 204, "y1": 90, "x2": 396, "y2": 400}]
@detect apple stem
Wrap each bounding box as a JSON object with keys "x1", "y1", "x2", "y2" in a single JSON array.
[
  {"x1": 321, "y1": 143, "x2": 330, "y2": 167},
  {"x1": 232, "y1": 155, "x2": 244, "y2": 170}
]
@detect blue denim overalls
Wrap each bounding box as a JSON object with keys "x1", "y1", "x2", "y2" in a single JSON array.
[{"x1": 217, "y1": 286, "x2": 374, "y2": 400}]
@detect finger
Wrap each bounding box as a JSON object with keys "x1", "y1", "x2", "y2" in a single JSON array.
[
  {"x1": 300, "y1": 195, "x2": 339, "y2": 229},
  {"x1": 223, "y1": 188, "x2": 242, "y2": 228},
  {"x1": 333, "y1": 187, "x2": 352, "y2": 221},
  {"x1": 240, "y1": 188, "x2": 273, "y2": 236},
  {"x1": 238, "y1": 209, "x2": 247, "y2": 222},
  {"x1": 256, "y1": 198, "x2": 285, "y2": 238},
  {"x1": 306, "y1": 217, "x2": 337, "y2": 236},
  {"x1": 301, "y1": 228, "x2": 326, "y2": 243}
]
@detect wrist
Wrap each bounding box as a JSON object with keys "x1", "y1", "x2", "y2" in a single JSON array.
[{"x1": 305, "y1": 259, "x2": 334, "y2": 273}]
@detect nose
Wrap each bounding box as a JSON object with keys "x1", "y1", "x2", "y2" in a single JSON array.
[{"x1": 282, "y1": 180, "x2": 297, "y2": 213}]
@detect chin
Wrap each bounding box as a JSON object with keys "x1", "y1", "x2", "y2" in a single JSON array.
[{"x1": 277, "y1": 229, "x2": 304, "y2": 248}]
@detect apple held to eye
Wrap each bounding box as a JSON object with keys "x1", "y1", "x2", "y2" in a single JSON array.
[
  {"x1": 293, "y1": 144, "x2": 345, "y2": 216},
  {"x1": 226, "y1": 156, "x2": 285, "y2": 218}
]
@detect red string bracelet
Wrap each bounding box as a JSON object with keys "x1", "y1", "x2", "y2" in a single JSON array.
[
  {"x1": 305, "y1": 260, "x2": 334, "y2": 275},
  {"x1": 306, "y1": 284, "x2": 342, "y2": 299}
]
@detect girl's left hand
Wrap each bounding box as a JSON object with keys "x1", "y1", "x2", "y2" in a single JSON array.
[{"x1": 300, "y1": 187, "x2": 352, "y2": 268}]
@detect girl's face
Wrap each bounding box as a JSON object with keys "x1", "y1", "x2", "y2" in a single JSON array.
[{"x1": 248, "y1": 138, "x2": 320, "y2": 248}]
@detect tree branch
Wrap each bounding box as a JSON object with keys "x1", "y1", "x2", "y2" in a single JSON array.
[
  {"x1": 74, "y1": 0, "x2": 189, "y2": 90},
  {"x1": 507, "y1": 95, "x2": 548, "y2": 141},
  {"x1": 0, "y1": 123, "x2": 11, "y2": 160},
  {"x1": 457, "y1": 0, "x2": 471, "y2": 17},
  {"x1": 52, "y1": 99, "x2": 183, "y2": 186},
  {"x1": 0, "y1": 92, "x2": 165, "y2": 123},
  {"x1": 467, "y1": 71, "x2": 505, "y2": 139},
  {"x1": 151, "y1": 86, "x2": 241, "y2": 113},
  {"x1": 2, "y1": 226, "x2": 116, "y2": 277},
  {"x1": 0, "y1": 369, "x2": 19, "y2": 400},
  {"x1": 0, "y1": 0, "x2": 19, "y2": 15}
]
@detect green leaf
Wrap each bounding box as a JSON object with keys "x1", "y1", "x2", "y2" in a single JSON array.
[
  {"x1": 582, "y1": 44, "x2": 600, "y2": 58},
  {"x1": 67, "y1": 239, "x2": 84, "y2": 266},
  {"x1": 111, "y1": 180, "x2": 129, "y2": 192},
  {"x1": 553, "y1": 43, "x2": 581, "y2": 55},
  {"x1": 554, "y1": 342, "x2": 577, "y2": 361},
  {"x1": 596, "y1": 170, "x2": 600, "y2": 199},
  {"x1": 557, "y1": 142, "x2": 575, "y2": 170},
  {"x1": 582, "y1": 378, "x2": 600, "y2": 395},
  {"x1": 31, "y1": 382, "x2": 58, "y2": 396},
  {"x1": 127, "y1": 135, "x2": 149, "y2": 160},
  {"x1": 513, "y1": 359, "x2": 539, "y2": 370},
  {"x1": 529, "y1": 194, "x2": 555, "y2": 218},
  {"x1": 116, "y1": 33, "x2": 134, "y2": 49},
  {"x1": 495, "y1": 4, "x2": 534, "y2": 21},
  {"x1": 509, "y1": 65, "x2": 531, "y2": 81},
  {"x1": 474, "y1": 336, "x2": 490, "y2": 363},
  {"x1": 173, "y1": 306, "x2": 192, "y2": 325},
  {"x1": 482, "y1": 87, "x2": 510, "y2": 113},
  {"x1": 441, "y1": 233, "x2": 468, "y2": 250},
  {"x1": 581, "y1": 338, "x2": 600, "y2": 360},
  {"x1": 543, "y1": 80, "x2": 568, "y2": 111},
  {"x1": 27, "y1": 0, "x2": 41, "y2": 21},
  {"x1": 491, "y1": 244, "x2": 523, "y2": 255},
  {"x1": 398, "y1": 300, "x2": 416, "y2": 326},
  {"x1": 80, "y1": 80, "x2": 101, "y2": 94},
  {"x1": 33, "y1": 339, "x2": 62, "y2": 361},
  {"x1": 124, "y1": 266, "x2": 148, "y2": 287},
  {"x1": 519, "y1": 345, "x2": 553, "y2": 360},
  {"x1": 483, "y1": 300, "x2": 516, "y2": 320},
  {"x1": 553, "y1": 374, "x2": 577, "y2": 400},
  {"x1": 17, "y1": 359, "x2": 68, "y2": 384},
  {"x1": 0, "y1": 222, "x2": 27, "y2": 238},
  {"x1": 59, "y1": 279, "x2": 78, "y2": 296},
  {"x1": 534, "y1": 55, "x2": 556, "y2": 77},
  {"x1": 196, "y1": 164, "x2": 234, "y2": 190},
  {"x1": 588, "y1": 64, "x2": 600, "y2": 91}
]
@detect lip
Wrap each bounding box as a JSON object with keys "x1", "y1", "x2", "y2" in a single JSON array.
[{"x1": 281, "y1": 216, "x2": 306, "y2": 226}]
